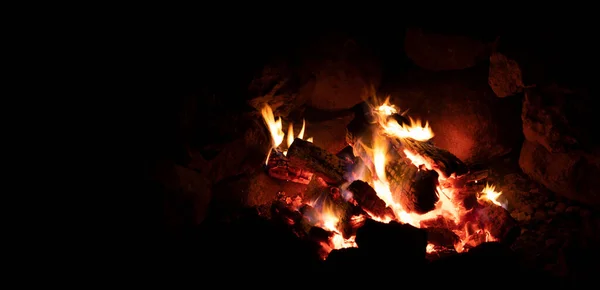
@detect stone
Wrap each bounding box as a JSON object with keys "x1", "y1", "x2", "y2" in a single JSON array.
[
  {"x1": 545, "y1": 201, "x2": 556, "y2": 209},
  {"x1": 212, "y1": 171, "x2": 308, "y2": 208},
  {"x1": 565, "y1": 206, "x2": 580, "y2": 214},
  {"x1": 488, "y1": 52, "x2": 524, "y2": 98},
  {"x1": 545, "y1": 238, "x2": 558, "y2": 247},
  {"x1": 383, "y1": 66, "x2": 522, "y2": 163},
  {"x1": 534, "y1": 210, "x2": 548, "y2": 221},
  {"x1": 579, "y1": 209, "x2": 592, "y2": 218},
  {"x1": 404, "y1": 28, "x2": 492, "y2": 71},
  {"x1": 249, "y1": 34, "x2": 381, "y2": 112},
  {"x1": 555, "y1": 202, "x2": 567, "y2": 213},
  {"x1": 209, "y1": 117, "x2": 272, "y2": 184},
  {"x1": 304, "y1": 112, "x2": 355, "y2": 154},
  {"x1": 519, "y1": 140, "x2": 600, "y2": 208},
  {"x1": 521, "y1": 87, "x2": 579, "y2": 153},
  {"x1": 156, "y1": 162, "x2": 212, "y2": 226}
]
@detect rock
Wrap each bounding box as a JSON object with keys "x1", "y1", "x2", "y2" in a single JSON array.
[
  {"x1": 212, "y1": 171, "x2": 308, "y2": 208},
  {"x1": 250, "y1": 34, "x2": 381, "y2": 112},
  {"x1": 565, "y1": 206, "x2": 580, "y2": 214},
  {"x1": 209, "y1": 117, "x2": 272, "y2": 184},
  {"x1": 580, "y1": 209, "x2": 592, "y2": 218},
  {"x1": 384, "y1": 66, "x2": 522, "y2": 163},
  {"x1": 404, "y1": 28, "x2": 492, "y2": 71},
  {"x1": 555, "y1": 202, "x2": 567, "y2": 213},
  {"x1": 157, "y1": 162, "x2": 212, "y2": 226},
  {"x1": 519, "y1": 140, "x2": 600, "y2": 208},
  {"x1": 521, "y1": 86, "x2": 581, "y2": 153},
  {"x1": 534, "y1": 210, "x2": 548, "y2": 221},
  {"x1": 530, "y1": 188, "x2": 539, "y2": 194},
  {"x1": 488, "y1": 52, "x2": 524, "y2": 98},
  {"x1": 545, "y1": 201, "x2": 556, "y2": 209},
  {"x1": 545, "y1": 238, "x2": 558, "y2": 247},
  {"x1": 304, "y1": 113, "x2": 355, "y2": 154}
]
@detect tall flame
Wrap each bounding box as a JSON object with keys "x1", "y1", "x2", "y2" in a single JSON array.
[
  {"x1": 260, "y1": 104, "x2": 313, "y2": 159},
  {"x1": 260, "y1": 104, "x2": 284, "y2": 148}
]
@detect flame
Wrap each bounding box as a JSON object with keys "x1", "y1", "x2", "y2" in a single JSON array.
[
  {"x1": 260, "y1": 99, "x2": 510, "y2": 257},
  {"x1": 260, "y1": 104, "x2": 313, "y2": 159},
  {"x1": 261, "y1": 104, "x2": 285, "y2": 148},
  {"x1": 374, "y1": 97, "x2": 434, "y2": 141},
  {"x1": 479, "y1": 183, "x2": 507, "y2": 209}
]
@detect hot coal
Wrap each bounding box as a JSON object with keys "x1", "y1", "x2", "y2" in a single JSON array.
[
  {"x1": 425, "y1": 227, "x2": 460, "y2": 249},
  {"x1": 346, "y1": 180, "x2": 395, "y2": 219}
]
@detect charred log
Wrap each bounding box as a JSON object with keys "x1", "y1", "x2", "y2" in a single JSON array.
[
  {"x1": 420, "y1": 216, "x2": 457, "y2": 230},
  {"x1": 398, "y1": 166, "x2": 440, "y2": 214},
  {"x1": 286, "y1": 138, "x2": 350, "y2": 186},
  {"x1": 346, "y1": 180, "x2": 395, "y2": 219},
  {"x1": 266, "y1": 150, "x2": 314, "y2": 184},
  {"x1": 392, "y1": 136, "x2": 469, "y2": 178},
  {"x1": 425, "y1": 227, "x2": 460, "y2": 249}
]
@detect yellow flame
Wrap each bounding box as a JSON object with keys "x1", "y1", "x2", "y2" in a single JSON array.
[
  {"x1": 373, "y1": 97, "x2": 434, "y2": 142},
  {"x1": 287, "y1": 123, "x2": 294, "y2": 149},
  {"x1": 479, "y1": 183, "x2": 505, "y2": 208},
  {"x1": 298, "y1": 119, "x2": 305, "y2": 140},
  {"x1": 260, "y1": 104, "x2": 284, "y2": 148},
  {"x1": 285, "y1": 119, "x2": 311, "y2": 150}
]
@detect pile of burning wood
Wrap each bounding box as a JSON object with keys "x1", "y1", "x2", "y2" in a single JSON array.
[{"x1": 258, "y1": 98, "x2": 520, "y2": 260}]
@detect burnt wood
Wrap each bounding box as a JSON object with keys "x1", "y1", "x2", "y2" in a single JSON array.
[
  {"x1": 346, "y1": 180, "x2": 395, "y2": 219},
  {"x1": 286, "y1": 138, "x2": 350, "y2": 185}
]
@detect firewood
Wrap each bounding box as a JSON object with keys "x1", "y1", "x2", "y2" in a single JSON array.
[
  {"x1": 425, "y1": 227, "x2": 460, "y2": 249},
  {"x1": 391, "y1": 136, "x2": 469, "y2": 179},
  {"x1": 420, "y1": 216, "x2": 457, "y2": 230},
  {"x1": 397, "y1": 166, "x2": 440, "y2": 214},
  {"x1": 349, "y1": 128, "x2": 440, "y2": 215},
  {"x1": 346, "y1": 180, "x2": 395, "y2": 219},
  {"x1": 286, "y1": 138, "x2": 350, "y2": 186},
  {"x1": 266, "y1": 150, "x2": 314, "y2": 184}
]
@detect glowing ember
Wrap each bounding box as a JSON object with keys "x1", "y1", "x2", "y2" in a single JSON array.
[{"x1": 260, "y1": 99, "x2": 511, "y2": 257}]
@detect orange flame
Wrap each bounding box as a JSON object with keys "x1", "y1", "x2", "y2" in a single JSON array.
[
  {"x1": 375, "y1": 97, "x2": 434, "y2": 141},
  {"x1": 479, "y1": 183, "x2": 507, "y2": 209},
  {"x1": 260, "y1": 104, "x2": 313, "y2": 159}
]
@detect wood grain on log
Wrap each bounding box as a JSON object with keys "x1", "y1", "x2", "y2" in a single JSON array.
[
  {"x1": 287, "y1": 138, "x2": 350, "y2": 186},
  {"x1": 346, "y1": 180, "x2": 395, "y2": 219}
]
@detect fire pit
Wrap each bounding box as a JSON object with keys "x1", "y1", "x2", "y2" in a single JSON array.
[
  {"x1": 150, "y1": 22, "x2": 600, "y2": 286},
  {"x1": 254, "y1": 97, "x2": 520, "y2": 262}
]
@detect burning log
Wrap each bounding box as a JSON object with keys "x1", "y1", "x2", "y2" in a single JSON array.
[
  {"x1": 352, "y1": 137, "x2": 440, "y2": 215},
  {"x1": 266, "y1": 150, "x2": 314, "y2": 184},
  {"x1": 386, "y1": 113, "x2": 468, "y2": 178},
  {"x1": 425, "y1": 227, "x2": 460, "y2": 249},
  {"x1": 286, "y1": 138, "x2": 350, "y2": 186},
  {"x1": 397, "y1": 165, "x2": 440, "y2": 214},
  {"x1": 346, "y1": 180, "x2": 395, "y2": 219}
]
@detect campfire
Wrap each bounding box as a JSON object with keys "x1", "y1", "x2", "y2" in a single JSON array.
[{"x1": 259, "y1": 97, "x2": 519, "y2": 260}]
